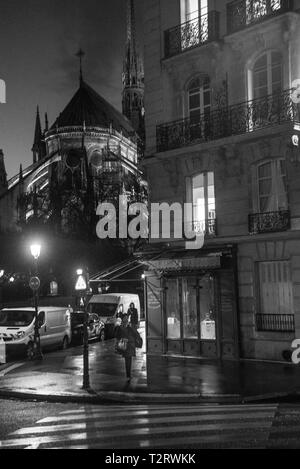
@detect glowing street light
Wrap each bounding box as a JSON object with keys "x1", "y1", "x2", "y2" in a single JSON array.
[{"x1": 30, "y1": 244, "x2": 41, "y2": 260}]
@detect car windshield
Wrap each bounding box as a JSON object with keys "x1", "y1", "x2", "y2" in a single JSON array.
[
  {"x1": 71, "y1": 313, "x2": 85, "y2": 325},
  {"x1": 88, "y1": 303, "x2": 118, "y2": 317},
  {"x1": 0, "y1": 310, "x2": 35, "y2": 327}
]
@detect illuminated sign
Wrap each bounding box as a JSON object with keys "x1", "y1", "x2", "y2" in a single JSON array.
[{"x1": 75, "y1": 275, "x2": 87, "y2": 291}]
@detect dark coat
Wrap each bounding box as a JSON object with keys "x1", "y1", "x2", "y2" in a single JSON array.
[
  {"x1": 128, "y1": 307, "x2": 138, "y2": 325},
  {"x1": 115, "y1": 325, "x2": 138, "y2": 357}
]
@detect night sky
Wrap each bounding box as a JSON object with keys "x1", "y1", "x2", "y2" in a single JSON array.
[{"x1": 0, "y1": 0, "x2": 144, "y2": 179}]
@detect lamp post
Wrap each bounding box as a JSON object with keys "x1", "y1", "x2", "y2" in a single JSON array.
[
  {"x1": 0, "y1": 270, "x2": 4, "y2": 308},
  {"x1": 30, "y1": 243, "x2": 43, "y2": 360},
  {"x1": 75, "y1": 267, "x2": 90, "y2": 390}
]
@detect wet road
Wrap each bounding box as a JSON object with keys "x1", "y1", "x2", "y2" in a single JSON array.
[{"x1": 1, "y1": 399, "x2": 300, "y2": 448}]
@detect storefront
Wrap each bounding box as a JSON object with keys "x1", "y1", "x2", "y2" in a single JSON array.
[{"x1": 144, "y1": 245, "x2": 239, "y2": 360}]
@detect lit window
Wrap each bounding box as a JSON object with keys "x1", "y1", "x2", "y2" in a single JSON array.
[
  {"x1": 180, "y1": 1, "x2": 208, "y2": 50},
  {"x1": 186, "y1": 171, "x2": 216, "y2": 236},
  {"x1": 166, "y1": 279, "x2": 181, "y2": 339},
  {"x1": 257, "y1": 159, "x2": 287, "y2": 213},
  {"x1": 183, "y1": 0, "x2": 208, "y2": 22}
]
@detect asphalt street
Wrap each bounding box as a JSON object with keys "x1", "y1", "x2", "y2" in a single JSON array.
[{"x1": 1, "y1": 399, "x2": 300, "y2": 449}]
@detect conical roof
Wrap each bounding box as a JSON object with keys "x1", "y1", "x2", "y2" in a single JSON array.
[{"x1": 51, "y1": 80, "x2": 135, "y2": 138}]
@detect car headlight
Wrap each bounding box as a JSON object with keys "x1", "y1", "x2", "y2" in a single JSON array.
[{"x1": 16, "y1": 331, "x2": 25, "y2": 340}]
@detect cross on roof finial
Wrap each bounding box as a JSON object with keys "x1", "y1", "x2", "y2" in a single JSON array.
[{"x1": 76, "y1": 48, "x2": 85, "y2": 84}]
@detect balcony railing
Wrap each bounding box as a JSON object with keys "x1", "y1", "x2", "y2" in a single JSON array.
[
  {"x1": 249, "y1": 210, "x2": 290, "y2": 234},
  {"x1": 164, "y1": 11, "x2": 220, "y2": 59},
  {"x1": 256, "y1": 314, "x2": 295, "y2": 332},
  {"x1": 184, "y1": 219, "x2": 217, "y2": 238},
  {"x1": 227, "y1": 0, "x2": 294, "y2": 34},
  {"x1": 156, "y1": 89, "x2": 299, "y2": 153}
]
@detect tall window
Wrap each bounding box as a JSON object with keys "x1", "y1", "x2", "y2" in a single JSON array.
[
  {"x1": 184, "y1": 0, "x2": 208, "y2": 22},
  {"x1": 186, "y1": 171, "x2": 216, "y2": 235},
  {"x1": 188, "y1": 76, "x2": 211, "y2": 122},
  {"x1": 167, "y1": 275, "x2": 216, "y2": 341},
  {"x1": 253, "y1": 51, "x2": 283, "y2": 99},
  {"x1": 188, "y1": 76, "x2": 211, "y2": 140},
  {"x1": 166, "y1": 279, "x2": 181, "y2": 339},
  {"x1": 181, "y1": 1, "x2": 208, "y2": 50},
  {"x1": 259, "y1": 261, "x2": 293, "y2": 316},
  {"x1": 257, "y1": 159, "x2": 287, "y2": 213}
]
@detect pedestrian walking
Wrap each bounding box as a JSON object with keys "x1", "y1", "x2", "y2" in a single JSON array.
[
  {"x1": 114, "y1": 313, "x2": 142, "y2": 382},
  {"x1": 127, "y1": 302, "x2": 139, "y2": 330}
]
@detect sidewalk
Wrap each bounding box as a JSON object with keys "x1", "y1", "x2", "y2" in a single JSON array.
[{"x1": 1, "y1": 335, "x2": 300, "y2": 404}]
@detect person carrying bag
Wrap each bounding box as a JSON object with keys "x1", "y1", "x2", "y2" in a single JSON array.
[{"x1": 114, "y1": 314, "x2": 142, "y2": 382}]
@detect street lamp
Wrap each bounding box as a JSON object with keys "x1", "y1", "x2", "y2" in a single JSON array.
[
  {"x1": 75, "y1": 267, "x2": 90, "y2": 390},
  {"x1": 30, "y1": 243, "x2": 43, "y2": 360},
  {"x1": 30, "y1": 244, "x2": 41, "y2": 260},
  {"x1": 0, "y1": 270, "x2": 4, "y2": 308}
]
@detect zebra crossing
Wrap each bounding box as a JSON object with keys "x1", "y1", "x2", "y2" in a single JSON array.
[{"x1": 0, "y1": 403, "x2": 295, "y2": 449}]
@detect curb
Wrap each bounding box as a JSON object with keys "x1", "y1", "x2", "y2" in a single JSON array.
[
  {"x1": 2, "y1": 388, "x2": 300, "y2": 405},
  {"x1": 0, "y1": 388, "x2": 243, "y2": 405}
]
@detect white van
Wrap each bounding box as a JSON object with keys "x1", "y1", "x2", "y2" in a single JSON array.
[
  {"x1": 0, "y1": 307, "x2": 72, "y2": 358},
  {"x1": 88, "y1": 293, "x2": 140, "y2": 336}
]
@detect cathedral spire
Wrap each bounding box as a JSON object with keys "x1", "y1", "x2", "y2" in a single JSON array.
[
  {"x1": 126, "y1": 0, "x2": 137, "y2": 69},
  {"x1": 76, "y1": 49, "x2": 85, "y2": 85},
  {"x1": 32, "y1": 106, "x2": 46, "y2": 164},
  {"x1": 122, "y1": 0, "x2": 145, "y2": 141},
  {"x1": 32, "y1": 106, "x2": 43, "y2": 164},
  {"x1": 45, "y1": 112, "x2": 49, "y2": 132},
  {"x1": 0, "y1": 149, "x2": 7, "y2": 196}
]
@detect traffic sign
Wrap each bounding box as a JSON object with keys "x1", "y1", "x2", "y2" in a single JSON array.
[
  {"x1": 75, "y1": 274, "x2": 87, "y2": 291},
  {"x1": 29, "y1": 276, "x2": 40, "y2": 292}
]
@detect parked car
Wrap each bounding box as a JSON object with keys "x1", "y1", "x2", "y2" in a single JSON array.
[
  {"x1": 0, "y1": 307, "x2": 72, "y2": 359},
  {"x1": 70, "y1": 311, "x2": 105, "y2": 345}
]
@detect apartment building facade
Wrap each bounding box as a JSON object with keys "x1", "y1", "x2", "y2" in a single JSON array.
[{"x1": 143, "y1": 0, "x2": 300, "y2": 361}]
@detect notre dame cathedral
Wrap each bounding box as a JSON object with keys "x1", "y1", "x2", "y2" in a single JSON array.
[
  {"x1": 0, "y1": 0, "x2": 146, "y2": 246},
  {"x1": 0, "y1": 0, "x2": 146, "y2": 299}
]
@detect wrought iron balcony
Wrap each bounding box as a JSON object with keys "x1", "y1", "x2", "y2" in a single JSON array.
[
  {"x1": 184, "y1": 218, "x2": 217, "y2": 237},
  {"x1": 249, "y1": 210, "x2": 291, "y2": 234},
  {"x1": 164, "y1": 11, "x2": 220, "y2": 59},
  {"x1": 256, "y1": 314, "x2": 295, "y2": 332},
  {"x1": 156, "y1": 89, "x2": 300, "y2": 153},
  {"x1": 227, "y1": 0, "x2": 294, "y2": 35}
]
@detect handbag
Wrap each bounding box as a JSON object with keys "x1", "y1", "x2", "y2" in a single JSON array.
[
  {"x1": 135, "y1": 332, "x2": 143, "y2": 349},
  {"x1": 115, "y1": 338, "x2": 128, "y2": 354}
]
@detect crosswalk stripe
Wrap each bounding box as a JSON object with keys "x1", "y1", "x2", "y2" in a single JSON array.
[
  {"x1": 58, "y1": 404, "x2": 277, "y2": 416},
  {"x1": 37, "y1": 407, "x2": 276, "y2": 424},
  {"x1": 14, "y1": 412, "x2": 275, "y2": 436}
]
